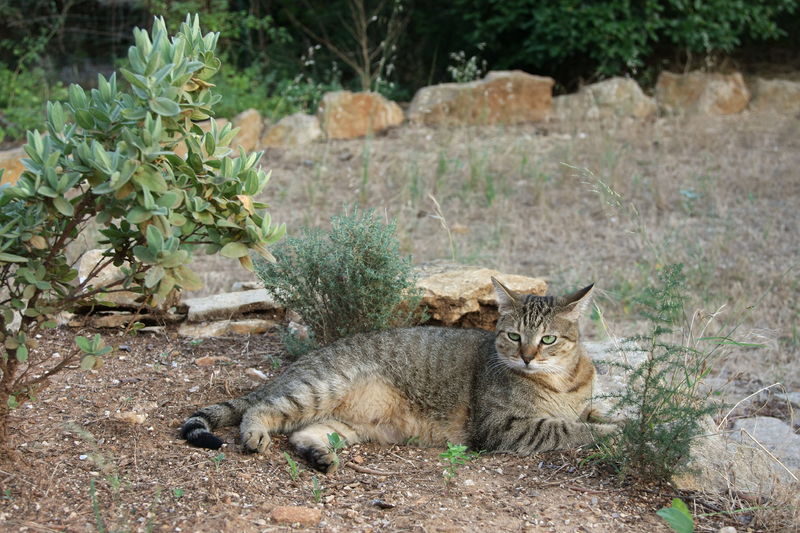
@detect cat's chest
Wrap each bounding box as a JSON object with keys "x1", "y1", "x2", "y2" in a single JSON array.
[{"x1": 508, "y1": 380, "x2": 590, "y2": 419}]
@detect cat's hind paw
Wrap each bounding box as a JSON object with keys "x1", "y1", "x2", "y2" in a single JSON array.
[{"x1": 293, "y1": 444, "x2": 339, "y2": 474}]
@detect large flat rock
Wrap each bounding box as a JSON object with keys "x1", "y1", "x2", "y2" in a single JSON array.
[
  {"x1": 418, "y1": 268, "x2": 546, "y2": 329},
  {"x1": 183, "y1": 289, "x2": 280, "y2": 322},
  {"x1": 409, "y1": 70, "x2": 554, "y2": 126}
]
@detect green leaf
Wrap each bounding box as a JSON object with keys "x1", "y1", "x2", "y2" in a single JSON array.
[
  {"x1": 127, "y1": 207, "x2": 153, "y2": 224},
  {"x1": 16, "y1": 345, "x2": 28, "y2": 362},
  {"x1": 80, "y1": 355, "x2": 97, "y2": 370},
  {"x1": 146, "y1": 224, "x2": 165, "y2": 250},
  {"x1": 7, "y1": 395, "x2": 18, "y2": 409},
  {"x1": 0, "y1": 252, "x2": 29, "y2": 263},
  {"x1": 133, "y1": 167, "x2": 168, "y2": 193},
  {"x1": 53, "y1": 197, "x2": 74, "y2": 217},
  {"x1": 149, "y1": 97, "x2": 181, "y2": 117},
  {"x1": 144, "y1": 265, "x2": 165, "y2": 288},
  {"x1": 75, "y1": 336, "x2": 92, "y2": 353},
  {"x1": 173, "y1": 265, "x2": 204, "y2": 291},
  {"x1": 657, "y1": 499, "x2": 694, "y2": 533},
  {"x1": 219, "y1": 242, "x2": 249, "y2": 258}
]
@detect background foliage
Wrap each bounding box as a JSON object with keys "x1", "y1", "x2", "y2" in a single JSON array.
[{"x1": 0, "y1": 0, "x2": 798, "y2": 143}]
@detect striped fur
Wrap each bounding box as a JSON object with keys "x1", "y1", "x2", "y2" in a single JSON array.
[{"x1": 180, "y1": 279, "x2": 617, "y2": 472}]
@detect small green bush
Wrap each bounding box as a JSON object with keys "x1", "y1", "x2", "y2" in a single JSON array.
[
  {"x1": 256, "y1": 208, "x2": 422, "y2": 352},
  {"x1": 593, "y1": 264, "x2": 720, "y2": 482},
  {"x1": 0, "y1": 15, "x2": 284, "y2": 448}
]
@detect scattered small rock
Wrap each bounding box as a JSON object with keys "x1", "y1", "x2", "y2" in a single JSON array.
[
  {"x1": 270, "y1": 505, "x2": 322, "y2": 527},
  {"x1": 112, "y1": 411, "x2": 147, "y2": 425},
  {"x1": 245, "y1": 367, "x2": 268, "y2": 381},
  {"x1": 371, "y1": 499, "x2": 395, "y2": 509},
  {"x1": 178, "y1": 318, "x2": 276, "y2": 338},
  {"x1": 194, "y1": 355, "x2": 232, "y2": 367}
]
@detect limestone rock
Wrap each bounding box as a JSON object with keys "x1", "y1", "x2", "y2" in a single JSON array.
[
  {"x1": 417, "y1": 268, "x2": 546, "y2": 329},
  {"x1": 183, "y1": 289, "x2": 280, "y2": 322},
  {"x1": 231, "y1": 108, "x2": 264, "y2": 152},
  {"x1": 318, "y1": 91, "x2": 404, "y2": 139},
  {"x1": 261, "y1": 112, "x2": 322, "y2": 147},
  {"x1": 178, "y1": 318, "x2": 276, "y2": 338},
  {"x1": 77, "y1": 249, "x2": 142, "y2": 308},
  {"x1": 0, "y1": 146, "x2": 25, "y2": 186},
  {"x1": 748, "y1": 77, "x2": 800, "y2": 113},
  {"x1": 655, "y1": 71, "x2": 750, "y2": 115},
  {"x1": 270, "y1": 505, "x2": 322, "y2": 527},
  {"x1": 553, "y1": 77, "x2": 656, "y2": 121},
  {"x1": 731, "y1": 416, "x2": 800, "y2": 471},
  {"x1": 409, "y1": 70, "x2": 554, "y2": 126}
]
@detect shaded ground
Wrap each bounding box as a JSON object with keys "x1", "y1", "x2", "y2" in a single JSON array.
[{"x1": 0, "y1": 324, "x2": 758, "y2": 532}]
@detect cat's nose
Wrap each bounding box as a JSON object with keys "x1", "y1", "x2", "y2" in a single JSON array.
[{"x1": 520, "y1": 346, "x2": 538, "y2": 364}]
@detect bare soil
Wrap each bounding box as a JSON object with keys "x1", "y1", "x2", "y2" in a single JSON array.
[{"x1": 1, "y1": 324, "x2": 752, "y2": 533}]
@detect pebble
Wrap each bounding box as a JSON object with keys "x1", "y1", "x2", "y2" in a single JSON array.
[{"x1": 270, "y1": 506, "x2": 322, "y2": 527}]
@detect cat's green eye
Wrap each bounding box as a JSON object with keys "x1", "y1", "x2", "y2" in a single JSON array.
[
  {"x1": 540, "y1": 335, "x2": 557, "y2": 345},
  {"x1": 506, "y1": 332, "x2": 521, "y2": 342}
]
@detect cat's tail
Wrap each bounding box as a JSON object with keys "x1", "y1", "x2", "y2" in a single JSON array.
[{"x1": 180, "y1": 397, "x2": 252, "y2": 449}]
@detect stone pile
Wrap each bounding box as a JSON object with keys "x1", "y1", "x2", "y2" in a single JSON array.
[{"x1": 4, "y1": 69, "x2": 800, "y2": 184}]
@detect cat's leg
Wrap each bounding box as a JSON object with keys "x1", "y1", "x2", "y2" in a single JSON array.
[
  {"x1": 239, "y1": 401, "x2": 298, "y2": 453},
  {"x1": 480, "y1": 416, "x2": 619, "y2": 454},
  {"x1": 289, "y1": 419, "x2": 363, "y2": 473}
]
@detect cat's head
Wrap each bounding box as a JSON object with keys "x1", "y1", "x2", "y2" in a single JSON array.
[{"x1": 491, "y1": 277, "x2": 593, "y2": 375}]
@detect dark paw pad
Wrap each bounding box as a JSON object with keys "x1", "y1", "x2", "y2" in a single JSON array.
[{"x1": 294, "y1": 444, "x2": 338, "y2": 473}]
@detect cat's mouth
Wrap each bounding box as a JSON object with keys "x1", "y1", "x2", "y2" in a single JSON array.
[{"x1": 504, "y1": 358, "x2": 554, "y2": 374}]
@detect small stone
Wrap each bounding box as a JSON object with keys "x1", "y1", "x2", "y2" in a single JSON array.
[
  {"x1": 718, "y1": 527, "x2": 737, "y2": 533},
  {"x1": 270, "y1": 505, "x2": 322, "y2": 527},
  {"x1": 245, "y1": 367, "x2": 268, "y2": 381},
  {"x1": 112, "y1": 411, "x2": 147, "y2": 425},
  {"x1": 194, "y1": 356, "x2": 232, "y2": 367},
  {"x1": 118, "y1": 345, "x2": 131, "y2": 352}
]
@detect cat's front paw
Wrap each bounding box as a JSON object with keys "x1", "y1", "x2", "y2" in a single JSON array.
[{"x1": 241, "y1": 424, "x2": 272, "y2": 453}]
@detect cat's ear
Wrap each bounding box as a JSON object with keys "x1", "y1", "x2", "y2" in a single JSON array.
[
  {"x1": 558, "y1": 284, "x2": 594, "y2": 321},
  {"x1": 491, "y1": 277, "x2": 520, "y2": 313}
]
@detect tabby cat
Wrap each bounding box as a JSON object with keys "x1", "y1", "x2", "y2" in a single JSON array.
[{"x1": 181, "y1": 278, "x2": 617, "y2": 472}]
